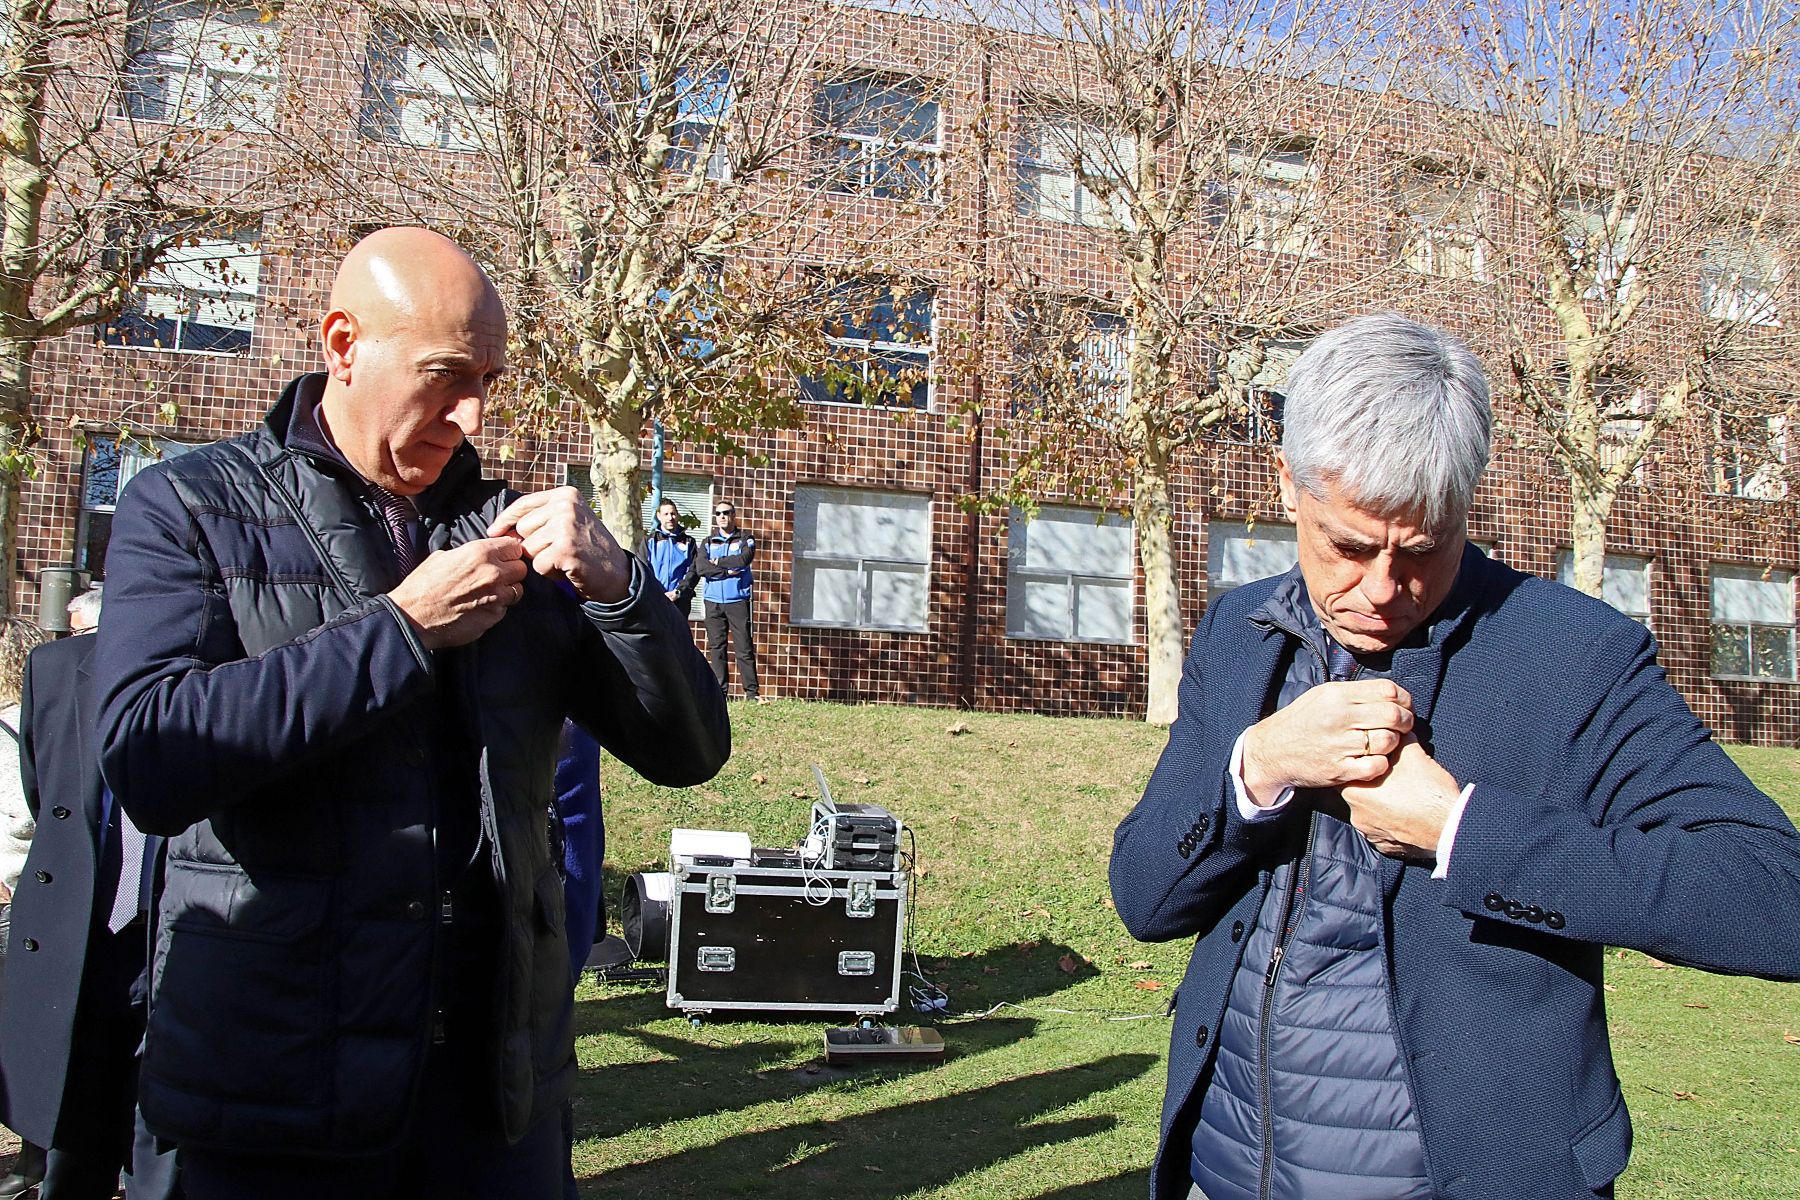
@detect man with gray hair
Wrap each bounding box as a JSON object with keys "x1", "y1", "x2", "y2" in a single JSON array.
[{"x1": 1111, "y1": 313, "x2": 1800, "y2": 1200}]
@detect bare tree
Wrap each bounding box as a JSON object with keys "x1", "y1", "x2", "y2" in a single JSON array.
[
  {"x1": 963, "y1": 0, "x2": 1398, "y2": 723},
  {"x1": 296, "y1": 0, "x2": 968, "y2": 550},
  {"x1": 0, "y1": 0, "x2": 295, "y2": 608},
  {"x1": 1401, "y1": 0, "x2": 1800, "y2": 599}
]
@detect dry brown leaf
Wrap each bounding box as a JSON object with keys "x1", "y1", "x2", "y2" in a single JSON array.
[
  {"x1": 946, "y1": 722, "x2": 971, "y2": 736},
  {"x1": 981, "y1": 965, "x2": 999, "y2": 975},
  {"x1": 789, "y1": 789, "x2": 808, "y2": 799},
  {"x1": 1127, "y1": 960, "x2": 1153, "y2": 970},
  {"x1": 1603, "y1": 983, "x2": 1617, "y2": 992},
  {"x1": 1783, "y1": 1032, "x2": 1800, "y2": 1045},
  {"x1": 853, "y1": 777, "x2": 871, "y2": 786},
  {"x1": 1683, "y1": 1002, "x2": 1711, "y2": 1009},
  {"x1": 1134, "y1": 979, "x2": 1165, "y2": 991},
  {"x1": 1673, "y1": 1090, "x2": 1699, "y2": 1101},
  {"x1": 1058, "y1": 953, "x2": 1083, "y2": 974},
  {"x1": 1645, "y1": 956, "x2": 1671, "y2": 969},
  {"x1": 1103, "y1": 896, "x2": 1117, "y2": 910},
  {"x1": 750, "y1": 772, "x2": 767, "y2": 784}
]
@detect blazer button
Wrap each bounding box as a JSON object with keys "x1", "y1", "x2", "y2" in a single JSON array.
[
  {"x1": 1545, "y1": 911, "x2": 1566, "y2": 930},
  {"x1": 1195, "y1": 1024, "x2": 1210, "y2": 1048},
  {"x1": 1504, "y1": 901, "x2": 1525, "y2": 919},
  {"x1": 21, "y1": 938, "x2": 37, "y2": 952},
  {"x1": 1231, "y1": 920, "x2": 1245, "y2": 943},
  {"x1": 1196, "y1": 815, "x2": 1210, "y2": 832},
  {"x1": 1524, "y1": 905, "x2": 1544, "y2": 924},
  {"x1": 34, "y1": 870, "x2": 50, "y2": 884},
  {"x1": 1484, "y1": 893, "x2": 1506, "y2": 912},
  {"x1": 52, "y1": 805, "x2": 70, "y2": 819},
  {"x1": 1177, "y1": 841, "x2": 1192, "y2": 860},
  {"x1": 406, "y1": 901, "x2": 427, "y2": 919}
]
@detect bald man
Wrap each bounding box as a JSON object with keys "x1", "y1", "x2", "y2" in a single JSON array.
[{"x1": 92, "y1": 228, "x2": 730, "y2": 1198}]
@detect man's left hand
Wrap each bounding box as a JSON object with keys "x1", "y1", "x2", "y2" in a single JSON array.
[
  {"x1": 1339, "y1": 736, "x2": 1461, "y2": 861},
  {"x1": 488, "y1": 487, "x2": 631, "y2": 603}
]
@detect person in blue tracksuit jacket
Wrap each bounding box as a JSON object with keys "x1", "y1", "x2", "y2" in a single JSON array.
[
  {"x1": 696, "y1": 501, "x2": 762, "y2": 701},
  {"x1": 640, "y1": 498, "x2": 698, "y2": 611}
]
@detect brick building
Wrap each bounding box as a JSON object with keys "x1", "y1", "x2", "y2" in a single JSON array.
[{"x1": 18, "y1": 0, "x2": 1799, "y2": 743}]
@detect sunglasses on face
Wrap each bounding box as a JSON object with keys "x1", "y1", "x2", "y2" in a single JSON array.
[{"x1": 715, "y1": 509, "x2": 734, "y2": 517}]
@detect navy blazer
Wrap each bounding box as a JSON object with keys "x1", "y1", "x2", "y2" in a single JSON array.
[{"x1": 1111, "y1": 547, "x2": 1800, "y2": 1200}]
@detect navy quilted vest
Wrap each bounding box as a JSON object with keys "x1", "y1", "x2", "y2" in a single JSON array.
[{"x1": 1189, "y1": 578, "x2": 1430, "y2": 1200}]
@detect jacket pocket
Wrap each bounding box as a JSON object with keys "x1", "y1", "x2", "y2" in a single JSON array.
[
  {"x1": 149, "y1": 864, "x2": 332, "y2": 1106},
  {"x1": 1571, "y1": 1088, "x2": 1632, "y2": 1192}
]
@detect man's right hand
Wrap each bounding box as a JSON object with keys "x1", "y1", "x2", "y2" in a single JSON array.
[
  {"x1": 1240, "y1": 679, "x2": 1416, "y2": 805},
  {"x1": 388, "y1": 537, "x2": 529, "y2": 650}
]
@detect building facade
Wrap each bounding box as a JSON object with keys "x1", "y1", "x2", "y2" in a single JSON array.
[{"x1": 18, "y1": 0, "x2": 1800, "y2": 743}]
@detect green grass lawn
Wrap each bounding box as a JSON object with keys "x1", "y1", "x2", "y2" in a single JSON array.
[{"x1": 576, "y1": 700, "x2": 1800, "y2": 1199}]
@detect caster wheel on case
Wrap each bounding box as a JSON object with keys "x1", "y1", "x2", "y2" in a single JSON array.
[
  {"x1": 689, "y1": 1014, "x2": 704, "y2": 1029},
  {"x1": 858, "y1": 1016, "x2": 876, "y2": 1030}
]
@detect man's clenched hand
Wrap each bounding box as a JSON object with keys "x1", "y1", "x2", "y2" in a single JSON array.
[
  {"x1": 1240, "y1": 679, "x2": 1415, "y2": 806},
  {"x1": 487, "y1": 487, "x2": 630, "y2": 603}
]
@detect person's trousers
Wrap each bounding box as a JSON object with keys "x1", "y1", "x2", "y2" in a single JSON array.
[
  {"x1": 177, "y1": 1049, "x2": 561, "y2": 1200},
  {"x1": 703, "y1": 599, "x2": 758, "y2": 697}
]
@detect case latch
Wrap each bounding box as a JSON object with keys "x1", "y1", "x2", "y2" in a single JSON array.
[
  {"x1": 846, "y1": 877, "x2": 876, "y2": 918},
  {"x1": 705, "y1": 872, "x2": 737, "y2": 914}
]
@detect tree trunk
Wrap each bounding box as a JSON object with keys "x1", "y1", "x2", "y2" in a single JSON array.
[
  {"x1": 1134, "y1": 455, "x2": 1182, "y2": 726},
  {"x1": 587, "y1": 408, "x2": 646, "y2": 554},
  {"x1": 1567, "y1": 472, "x2": 1614, "y2": 599},
  {"x1": 0, "y1": 336, "x2": 35, "y2": 614}
]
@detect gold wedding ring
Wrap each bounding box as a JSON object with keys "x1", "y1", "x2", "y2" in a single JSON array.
[{"x1": 1361, "y1": 728, "x2": 1371, "y2": 756}]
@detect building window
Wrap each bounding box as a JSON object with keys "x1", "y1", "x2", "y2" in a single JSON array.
[
  {"x1": 360, "y1": 17, "x2": 499, "y2": 152},
  {"x1": 814, "y1": 75, "x2": 939, "y2": 201},
  {"x1": 1710, "y1": 563, "x2": 1794, "y2": 682},
  {"x1": 1005, "y1": 506, "x2": 1134, "y2": 643},
  {"x1": 1701, "y1": 234, "x2": 1782, "y2": 326},
  {"x1": 1556, "y1": 551, "x2": 1651, "y2": 625},
  {"x1": 792, "y1": 486, "x2": 930, "y2": 631},
  {"x1": 1707, "y1": 413, "x2": 1788, "y2": 501},
  {"x1": 662, "y1": 66, "x2": 731, "y2": 180},
  {"x1": 801, "y1": 278, "x2": 933, "y2": 409},
  {"x1": 1219, "y1": 140, "x2": 1318, "y2": 257},
  {"x1": 1560, "y1": 192, "x2": 1637, "y2": 302},
  {"x1": 1017, "y1": 113, "x2": 1131, "y2": 228},
  {"x1": 122, "y1": 0, "x2": 280, "y2": 131},
  {"x1": 77, "y1": 435, "x2": 212, "y2": 577},
  {"x1": 1217, "y1": 338, "x2": 1305, "y2": 444},
  {"x1": 1207, "y1": 520, "x2": 1298, "y2": 599},
  {"x1": 102, "y1": 220, "x2": 261, "y2": 354},
  {"x1": 1011, "y1": 299, "x2": 1130, "y2": 417},
  {"x1": 1396, "y1": 164, "x2": 1484, "y2": 280},
  {"x1": 565, "y1": 466, "x2": 712, "y2": 619}
]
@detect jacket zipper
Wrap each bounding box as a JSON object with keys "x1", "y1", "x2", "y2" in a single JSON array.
[{"x1": 1257, "y1": 644, "x2": 1344, "y2": 1200}]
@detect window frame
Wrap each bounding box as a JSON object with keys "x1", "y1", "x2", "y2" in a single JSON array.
[
  {"x1": 121, "y1": 0, "x2": 282, "y2": 132},
  {"x1": 1700, "y1": 234, "x2": 1783, "y2": 327},
  {"x1": 790, "y1": 485, "x2": 932, "y2": 633},
  {"x1": 1222, "y1": 139, "x2": 1319, "y2": 258},
  {"x1": 1016, "y1": 111, "x2": 1132, "y2": 229},
  {"x1": 1395, "y1": 163, "x2": 1485, "y2": 281},
  {"x1": 101, "y1": 217, "x2": 263, "y2": 356},
  {"x1": 800, "y1": 277, "x2": 935, "y2": 411},
  {"x1": 814, "y1": 74, "x2": 942, "y2": 202},
  {"x1": 1556, "y1": 550, "x2": 1653, "y2": 626},
  {"x1": 1206, "y1": 519, "x2": 1299, "y2": 600},
  {"x1": 359, "y1": 15, "x2": 501, "y2": 153},
  {"x1": 1709, "y1": 562, "x2": 1796, "y2": 683},
  {"x1": 76, "y1": 432, "x2": 214, "y2": 577},
  {"x1": 1004, "y1": 505, "x2": 1136, "y2": 645}
]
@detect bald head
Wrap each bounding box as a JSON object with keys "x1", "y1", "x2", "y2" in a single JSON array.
[{"x1": 319, "y1": 227, "x2": 509, "y2": 495}]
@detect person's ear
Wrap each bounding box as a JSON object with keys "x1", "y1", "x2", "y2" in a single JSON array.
[
  {"x1": 322, "y1": 310, "x2": 358, "y2": 381},
  {"x1": 1276, "y1": 453, "x2": 1301, "y2": 522}
]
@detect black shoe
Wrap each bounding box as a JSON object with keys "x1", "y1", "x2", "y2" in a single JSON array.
[{"x1": 0, "y1": 1171, "x2": 41, "y2": 1199}]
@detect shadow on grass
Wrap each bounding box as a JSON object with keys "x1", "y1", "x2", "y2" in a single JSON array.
[{"x1": 578, "y1": 1052, "x2": 1158, "y2": 1199}]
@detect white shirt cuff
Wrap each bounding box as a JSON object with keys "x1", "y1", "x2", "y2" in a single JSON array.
[
  {"x1": 1228, "y1": 730, "x2": 1294, "y2": 821},
  {"x1": 1430, "y1": 784, "x2": 1476, "y2": 879}
]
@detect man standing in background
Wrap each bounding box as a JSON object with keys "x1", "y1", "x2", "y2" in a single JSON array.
[
  {"x1": 641, "y1": 498, "x2": 699, "y2": 611},
  {"x1": 698, "y1": 500, "x2": 764, "y2": 702}
]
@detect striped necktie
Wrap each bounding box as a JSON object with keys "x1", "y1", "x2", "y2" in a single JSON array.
[{"x1": 371, "y1": 486, "x2": 421, "y2": 575}]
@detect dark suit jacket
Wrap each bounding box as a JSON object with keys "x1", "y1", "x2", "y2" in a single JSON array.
[
  {"x1": 0, "y1": 634, "x2": 148, "y2": 1147},
  {"x1": 1111, "y1": 547, "x2": 1800, "y2": 1200}
]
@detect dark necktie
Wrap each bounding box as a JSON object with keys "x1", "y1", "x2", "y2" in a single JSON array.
[
  {"x1": 371, "y1": 486, "x2": 421, "y2": 575},
  {"x1": 1326, "y1": 640, "x2": 1359, "y2": 682}
]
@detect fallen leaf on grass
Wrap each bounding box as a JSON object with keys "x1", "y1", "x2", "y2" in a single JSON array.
[
  {"x1": 1645, "y1": 955, "x2": 1671, "y2": 969},
  {"x1": 863, "y1": 1165, "x2": 884, "y2": 1173},
  {"x1": 1783, "y1": 1032, "x2": 1800, "y2": 1045},
  {"x1": 981, "y1": 966, "x2": 998, "y2": 975},
  {"x1": 1134, "y1": 979, "x2": 1164, "y2": 991},
  {"x1": 1127, "y1": 960, "x2": 1153, "y2": 970},
  {"x1": 1682, "y1": 1003, "x2": 1711, "y2": 1009},
  {"x1": 1058, "y1": 953, "x2": 1084, "y2": 974},
  {"x1": 1102, "y1": 896, "x2": 1116, "y2": 910},
  {"x1": 946, "y1": 722, "x2": 971, "y2": 736},
  {"x1": 789, "y1": 789, "x2": 809, "y2": 799},
  {"x1": 853, "y1": 776, "x2": 871, "y2": 786},
  {"x1": 1603, "y1": 984, "x2": 1617, "y2": 992},
  {"x1": 1672, "y1": 1090, "x2": 1699, "y2": 1101},
  {"x1": 750, "y1": 773, "x2": 767, "y2": 784}
]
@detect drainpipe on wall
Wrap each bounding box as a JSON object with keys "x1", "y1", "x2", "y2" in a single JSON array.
[{"x1": 957, "y1": 42, "x2": 993, "y2": 711}]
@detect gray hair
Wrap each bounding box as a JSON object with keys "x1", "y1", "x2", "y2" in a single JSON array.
[
  {"x1": 68, "y1": 584, "x2": 103, "y2": 631},
  {"x1": 1281, "y1": 313, "x2": 1491, "y2": 530}
]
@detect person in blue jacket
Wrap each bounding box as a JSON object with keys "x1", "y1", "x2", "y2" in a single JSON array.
[
  {"x1": 697, "y1": 500, "x2": 763, "y2": 702},
  {"x1": 1110, "y1": 313, "x2": 1800, "y2": 1200},
  {"x1": 640, "y1": 498, "x2": 698, "y2": 610}
]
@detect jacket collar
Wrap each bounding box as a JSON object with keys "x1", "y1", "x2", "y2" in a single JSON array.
[{"x1": 263, "y1": 372, "x2": 482, "y2": 509}]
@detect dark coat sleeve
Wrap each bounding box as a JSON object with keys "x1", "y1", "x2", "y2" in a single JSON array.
[
  {"x1": 17, "y1": 651, "x2": 38, "y2": 823},
  {"x1": 565, "y1": 558, "x2": 729, "y2": 788},
  {"x1": 93, "y1": 468, "x2": 437, "y2": 836},
  {"x1": 1442, "y1": 619, "x2": 1800, "y2": 982},
  {"x1": 1110, "y1": 604, "x2": 1296, "y2": 943}
]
